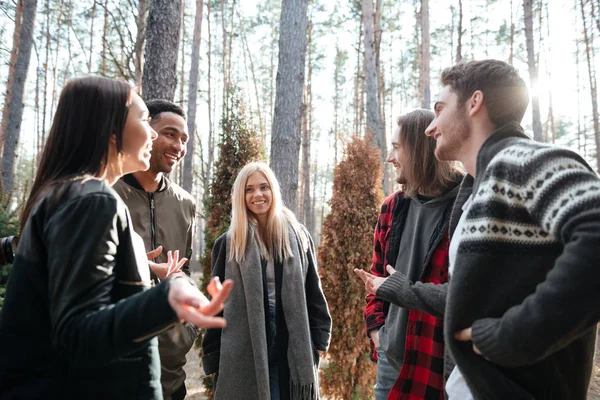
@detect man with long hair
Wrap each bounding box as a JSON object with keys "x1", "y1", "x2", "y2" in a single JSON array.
[
  {"x1": 114, "y1": 99, "x2": 196, "y2": 400},
  {"x1": 426, "y1": 59, "x2": 600, "y2": 399},
  {"x1": 356, "y1": 109, "x2": 462, "y2": 400}
]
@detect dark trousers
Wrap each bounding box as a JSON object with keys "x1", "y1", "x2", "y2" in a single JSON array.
[{"x1": 171, "y1": 382, "x2": 187, "y2": 400}]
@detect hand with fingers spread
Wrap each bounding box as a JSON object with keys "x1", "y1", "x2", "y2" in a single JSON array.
[
  {"x1": 353, "y1": 264, "x2": 397, "y2": 295},
  {"x1": 148, "y1": 247, "x2": 187, "y2": 280},
  {"x1": 168, "y1": 276, "x2": 233, "y2": 329}
]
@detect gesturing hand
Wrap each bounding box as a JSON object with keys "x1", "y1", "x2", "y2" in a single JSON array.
[
  {"x1": 168, "y1": 276, "x2": 234, "y2": 329},
  {"x1": 148, "y1": 247, "x2": 187, "y2": 280},
  {"x1": 353, "y1": 265, "x2": 397, "y2": 295}
]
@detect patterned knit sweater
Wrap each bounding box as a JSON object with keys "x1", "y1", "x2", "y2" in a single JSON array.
[{"x1": 445, "y1": 122, "x2": 600, "y2": 400}]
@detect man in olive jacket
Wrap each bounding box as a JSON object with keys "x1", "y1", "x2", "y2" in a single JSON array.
[{"x1": 114, "y1": 99, "x2": 197, "y2": 400}]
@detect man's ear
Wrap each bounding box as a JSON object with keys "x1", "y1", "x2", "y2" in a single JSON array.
[{"x1": 468, "y1": 90, "x2": 484, "y2": 117}]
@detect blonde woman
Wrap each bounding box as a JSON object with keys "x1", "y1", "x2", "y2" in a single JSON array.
[{"x1": 202, "y1": 162, "x2": 331, "y2": 400}]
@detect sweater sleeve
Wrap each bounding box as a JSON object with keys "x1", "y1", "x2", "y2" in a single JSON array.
[
  {"x1": 471, "y1": 148, "x2": 600, "y2": 367},
  {"x1": 45, "y1": 193, "x2": 178, "y2": 365},
  {"x1": 376, "y1": 271, "x2": 447, "y2": 318},
  {"x1": 201, "y1": 234, "x2": 227, "y2": 375},
  {"x1": 364, "y1": 197, "x2": 394, "y2": 336}
]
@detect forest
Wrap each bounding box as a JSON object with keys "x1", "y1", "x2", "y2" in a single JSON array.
[{"x1": 0, "y1": 0, "x2": 599, "y2": 398}]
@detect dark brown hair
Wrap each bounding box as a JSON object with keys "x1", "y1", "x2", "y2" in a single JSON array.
[
  {"x1": 440, "y1": 59, "x2": 529, "y2": 127},
  {"x1": 398, "y1": 109, "x2": 461, "y2": 198},
  {"x1": 20, "y1": 76, "x2": 131, "y2": 231}
]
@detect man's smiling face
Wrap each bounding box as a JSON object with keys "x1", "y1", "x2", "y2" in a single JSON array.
[{"x1": 148, "y1": 111, "x2": 189, "y2": 174}]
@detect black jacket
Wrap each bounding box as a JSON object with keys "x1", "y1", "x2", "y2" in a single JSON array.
[{"x1": 0, "y1": 179, "x2": 179, "y2": 399}]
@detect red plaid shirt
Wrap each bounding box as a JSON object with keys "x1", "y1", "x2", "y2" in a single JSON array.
[{"x1": 364, "y1": 190, "x2": 450, "y2": 400}]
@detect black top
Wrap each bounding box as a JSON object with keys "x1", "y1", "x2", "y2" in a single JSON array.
[{"x1": 0, "y1": 179, "x2": 178, "y2": 399}]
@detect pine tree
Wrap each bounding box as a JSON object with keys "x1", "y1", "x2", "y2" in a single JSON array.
[{"x1": 318, "y1": 136, "x2": 382, "y2": 399}]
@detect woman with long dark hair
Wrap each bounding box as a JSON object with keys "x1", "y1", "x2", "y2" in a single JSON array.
[
  {"x1": 0, "y1": 76, "x2": 232, "y2": 399},
  {"x1": 202, "y1": 162, "x2": 331, "y2": 400}
]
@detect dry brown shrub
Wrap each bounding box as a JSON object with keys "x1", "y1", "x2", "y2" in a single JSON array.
[{"x1": 318, "y1": 136, "x2": 383, "y2": 399}]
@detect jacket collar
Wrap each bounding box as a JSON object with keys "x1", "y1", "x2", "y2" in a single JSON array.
[{"x1": 122, "y1": 173, "x2": 169, "y2": 193}]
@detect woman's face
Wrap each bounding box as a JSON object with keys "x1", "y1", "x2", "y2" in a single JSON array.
[
  {"x1": 245, "y1": 171, "x2": 272, "y2": 220},
  {"x1": 121, "y1": 92, "x2": 157, "y2": 174}
]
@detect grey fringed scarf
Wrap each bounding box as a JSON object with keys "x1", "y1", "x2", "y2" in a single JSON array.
[{"x1": 215, "y1": 226, "x2": 319, "y2": 400}]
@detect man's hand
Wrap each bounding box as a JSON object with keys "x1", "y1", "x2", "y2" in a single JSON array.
[
  {"x1": 353, "y1": 265, "x2": 397, "y2": 295},
  {"x1": 370, "y1": 329, "x2": 381, "y2": 348},
  {"x1": 148, "y1": 248, "x2": 187, "y2": 280},
  {"x1": 168, "y1": 276, "x2": 234, "y2": 328},
  {"x1": 454, "y1": 327, "x2": 483, "y2": 356}
]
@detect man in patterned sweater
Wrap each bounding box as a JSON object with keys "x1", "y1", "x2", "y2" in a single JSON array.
[
  {"x1": 356, "y1": 110, "x2": 462, "y2": 400},
  {"x1": 421, "y1": 59, "x2": 600, "y2": 399}
]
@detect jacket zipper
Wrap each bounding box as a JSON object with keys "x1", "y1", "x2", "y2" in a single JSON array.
[{"x1": 149, "y1": 192, "x2": 157, "y2": 262}]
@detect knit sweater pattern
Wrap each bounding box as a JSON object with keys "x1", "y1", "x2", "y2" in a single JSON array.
[{"x1": 446, "y1": 122, "x2": 600, "y2": 400}]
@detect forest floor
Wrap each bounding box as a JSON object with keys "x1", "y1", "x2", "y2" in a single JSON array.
[
  {"x1": 183, "y1": 270, "x2": 600, "y2": 399},
  {"x1": 183, "y1": 330, "x2": 600, "y2": 400}
]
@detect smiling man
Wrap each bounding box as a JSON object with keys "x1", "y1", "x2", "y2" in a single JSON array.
[
  {"x1": 114, "y1": 99, "x2": 197, "y2": 400},
  {"x1": 425, "y1": 59, "x2": 600, "y2": 399}
]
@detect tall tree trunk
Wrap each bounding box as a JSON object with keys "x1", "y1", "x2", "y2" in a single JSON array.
[
  {"x1": 88, "y1": 0, "x2": 97, "y2": 73},
  {"x1": 2, "y1": 0, "x2": 37, "y2": 193},
  {"x1": 221, "y1": 0, "x2": 228, "y2": 112},
  {"x1": 523, "y1": 0, "x2": 543, "y2": 141},
  {"x1": 179, "y1": 0, "x2": 186, "y2": 110},
  {"x1": 240, "y1": 12, "x2": 263, "y2": 133},
  {"x1": 301, "y1": 19, "x2": 313, "y2": 234},
  {"x1": 142, "y1": 0, "x2": 182, "y2": 100},
  {"x1": 353, "y1": 18, "x2": 362, "y2": 138},
  {"x1": 41, "y1": 0, "x2": 50, "y2": 152},
  {"x1": 183, "y1": 0, "x2": 204, "y2": 193},
  {"x1": 134, "y1": 0, "x2": 148, "y2": 86},
  {"x1": 333, "y1": 44, "x2": 342, "y2": 166},
  {"x1": 0, "y1": 0, "x2": 24, "y2": 157},
  {"x1": 101, "y1": 0, "x2": 108, "y2": 74},
  {"x1": 576, "y1": 0, "x2": 585, "y2": 156},
  {"x1": 544, "y1": 1, "x2": 555, "y2": 143},
  {"x1": 362, "y1": 0, "x2": 385, "y2": 155},
  {"x1": 456, "y1": 0, "x2": 463, "y2": 63},
  {"x1": 509, "y1": 0, "x2": 515, "y2": 65},
  {"x1": 204, "y1": 0, "x2": 214, "y2": 200},
  {"x1": 580, "y1": 0, "x2": 600, "y2": 169},
  {"x1": 420, "y1": 0, "x2": 430, "y2": 109},
  {"x1": 270, "y1": 0, "x2": 309, "y2": 214}
]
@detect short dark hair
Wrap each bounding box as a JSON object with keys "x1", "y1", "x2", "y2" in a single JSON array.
[
  {"x1": 440, "y1": 59, "x2": 529, "y2": 127},
  {"x1": 145, "y1": 99, "x2": 186, "y2": 121},
  {"x1": 397, "y1": 109, "x2": 461, "y2": 198}
]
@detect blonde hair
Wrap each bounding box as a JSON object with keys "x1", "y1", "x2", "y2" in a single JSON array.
[{"x1": 229, "y1": 162, "x2": 307, "y2": 263}]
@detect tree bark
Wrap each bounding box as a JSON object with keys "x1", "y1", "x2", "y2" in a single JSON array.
[
  {"x1": 2, "y1": 0, "x2": 37, "y2": 193},
  {"x1": 183, "y1": 0, "x2": 204, "y2": 193},
  {"x1": 456, "y1": 0, "x2": 463, "y2": 63},
  {"x1": 362, "y1": 0, "x2": 385, "y2": 154},
  {"x1": 142, "y1": 0, "x2": 182, "y2": 100},
  {"x1": 301, "y1": 19, "x2": 313, "y2": 234},
  {"x1": 204, "y1": 0, "x2": 214, "y2": 201},
  {"x1": 134, "y1": 0, "x2": 148, "y2": 86},
  {"x1": 0, "y1": 0, "x2": 24, "y2": 157},
  {"x1": 523, "y1": 0, "x2": 543, "y2": 142},
  {"x1": 420, "y1": 0, "x2": 430, "y2": 109},
  {"x1": 270, "y1": 0, "x2": 309, "y2": 214},
  {"x1": 580, "y1": 0, "x2": 600, "y2": 169}
]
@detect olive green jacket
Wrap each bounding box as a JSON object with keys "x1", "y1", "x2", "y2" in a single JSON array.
[{"x1": 114, "y1": 174, "x2": 198, "y2": 399}]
